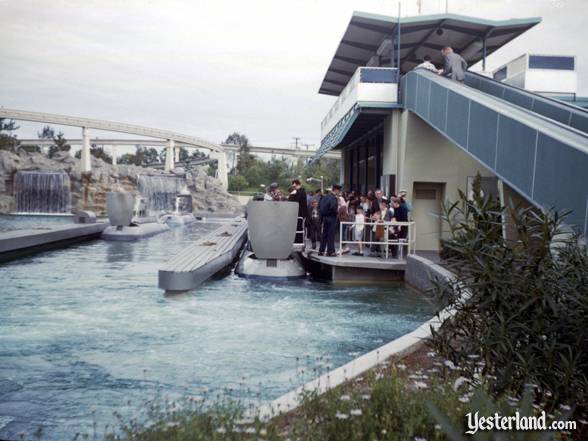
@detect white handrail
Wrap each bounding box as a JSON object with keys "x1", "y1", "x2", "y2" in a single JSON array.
[
  {"x1": 338, "y1": 220, "x2": 416, "y2": 259},
  {"x1": 294, "y1": 217, "x2": 306, "y2": 245}
]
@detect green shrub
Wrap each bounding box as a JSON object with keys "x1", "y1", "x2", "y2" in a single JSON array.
[{"x1": 430, "y1": 174, "x2": 588, "y2": 412}]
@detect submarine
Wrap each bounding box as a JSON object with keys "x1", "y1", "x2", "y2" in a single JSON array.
[{"x1": 236, "y1": 200, "x2": 306, "y2": 279}]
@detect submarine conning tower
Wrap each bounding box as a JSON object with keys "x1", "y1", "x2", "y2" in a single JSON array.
[{"x1": 237, "y1": 200, "x2": 306, "y2": 278}]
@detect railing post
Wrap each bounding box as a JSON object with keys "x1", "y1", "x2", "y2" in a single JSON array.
[
  {"x1": 339, "y1": 223, "x2": 343, "y2": 256},
  {"x1": 385, "y1": 223, "x2": 389, "y2": 259}
]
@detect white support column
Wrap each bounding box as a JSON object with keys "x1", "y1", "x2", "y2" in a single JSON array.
[
  {"x1": 80, "y1": 127, "x2": 91, "y2": 173},
  {"x1": 210, "y1": 150, "x2": 229, "y2": 190},
  {"x1": 174, "y1": 145, "x2": 180, "y2": 163},
  {"x1": 165, "y1": 139, "x2": 175, "y2": 172},
  {"x1": 111, "y1": 145, "x2": 117, "y2": 166}
]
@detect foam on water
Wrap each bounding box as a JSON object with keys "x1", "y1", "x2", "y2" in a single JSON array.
[{"x1": 0, "y1": 221, "x2": 434, "y2": 439}]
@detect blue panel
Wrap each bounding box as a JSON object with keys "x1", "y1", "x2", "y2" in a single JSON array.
[
  {"x1": 532, "y1": 99, "x2": 571, "y2": 125},
  {"x1": 360, "y1": 68, "x2": 398, "y2": 83},
  {"x1": 529, "y1": 55, "x2": 575, "y2": 71},
  {"x1": 465, "y1": 72, "x2": 588, "y2": 135},
  {"x1": 503, "y1": 88, "x2": 534, "y2": 110},
  {"x1": 478, "y1": 79, "x2": 505, "y2": 99},
  {"x1": 464, "y1": 75, "x2": 480, "y2": 89},
  {"x1": 445, "y1": 91, "x2": 469, "y2": 146},
  {"x1": 495, "y1": 116, "x2": 536, "y2": 196},
  {"x1": 405, "y1": 74, "x2": 417, "y2": 110},
  {"x1": 570, "y1": 113, "x2": 588, "y2": 134},
  {"x1": 429, "y1": 82, "x2": 447, "y2": 131},
  {"x1": 415, "y1": 75, "x2": 429, "y2": 117},
  {"x1": 467, "y1": 101, "x2": 497, "y2": 167},
  {"x1": 534, "y1": 134, "x2": 588, "y2": 230}
]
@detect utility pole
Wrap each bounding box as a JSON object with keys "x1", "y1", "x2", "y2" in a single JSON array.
[{"x1": 292, "y1": 136, "x2": 302, "y2": 149}]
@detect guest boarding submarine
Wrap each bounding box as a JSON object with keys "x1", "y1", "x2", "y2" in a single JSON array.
[{"x1": 236, "y1": 200, "x2": 306, "y2": 278}]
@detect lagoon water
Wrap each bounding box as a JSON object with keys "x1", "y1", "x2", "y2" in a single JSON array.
[
  {"x1": 0, "y1": 214, "x2": 74, "y2": 232},
  {"x1": 0, "y1": 220, "x2": 434, "y2": 439}
]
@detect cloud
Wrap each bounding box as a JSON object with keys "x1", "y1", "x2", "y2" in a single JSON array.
[{"x1": 1, "y1": 0, "x2": 585, "y2": 149}]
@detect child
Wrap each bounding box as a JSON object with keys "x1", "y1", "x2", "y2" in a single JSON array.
[
  {"x1": 352, "y1": 206, "x2": 365, "y2": 256},
  {"x1": 371, "y1": 210, "x2": 385, "y2": 257},
  {"x1": 307, "y1": 199, "x2": 321, "y2": 250}
]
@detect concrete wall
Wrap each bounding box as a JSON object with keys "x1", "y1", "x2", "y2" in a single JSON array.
[{"x1": 404, "y1": 254, "x2": 455, "y2": 293}]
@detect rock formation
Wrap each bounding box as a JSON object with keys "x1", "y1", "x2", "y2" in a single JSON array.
[{"x1": 0, "y1": 150, "x2": 242, "y2": 215}]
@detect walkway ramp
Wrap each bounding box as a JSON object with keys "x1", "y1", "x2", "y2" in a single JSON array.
[
  {"x1": 158, "y1": 218, "x2": 247, "y2": 293},
  {"x1": 401, "y1": 69, "x2": 588, "y2": 234}
]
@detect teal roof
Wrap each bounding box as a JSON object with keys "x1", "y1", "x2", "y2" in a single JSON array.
[{"x1": 320, "y1": 11, "x2": 541, "y2": 96}]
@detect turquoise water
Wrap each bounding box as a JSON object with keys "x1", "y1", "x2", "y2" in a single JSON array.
[{"x1": 0, "y1": 220, "x2": 434, "y2": 440}]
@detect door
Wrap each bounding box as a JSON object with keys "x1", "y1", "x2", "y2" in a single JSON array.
[{"x1": 412, "y1": 183, "x2": 444, "y2": 251}]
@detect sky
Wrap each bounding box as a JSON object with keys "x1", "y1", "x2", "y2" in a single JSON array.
[{"x1": 0, "y1": 0, "x2": 585, "y2": 150}]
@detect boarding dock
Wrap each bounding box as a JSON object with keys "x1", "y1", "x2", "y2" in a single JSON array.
[
  {"x1": 0, "y1": 222, "x2": 108, "y2": 262},
  {"x1": 303, "y1": 250, "x2": 406, "y2": 283},
  {"x1": 158, "y1": 218, "x2": 247, "y2": 293}
]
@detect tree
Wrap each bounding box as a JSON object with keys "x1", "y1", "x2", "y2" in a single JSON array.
[
  {"x1": 90, "y1": 144, "x2": 112, "y2": 163},
  {"x1": 225, "y1": 132, "x2": 253, "y2": 174},
  {"x1": 298, "y1": 158, "x2": 340, "y2": 191},
  {"x1": 52, "y1": 133, "x2": 71, "y2": 157},
  {"x1": 143, "y1": 147, "x2": 160, "y2": 164},
  {"x1": 228, "y1": 174, "x2": 249, "y2": 192},
  {"x1": 0, "y1": 118, "x2": 19, "y2": 151},
  {"x1": 178, "y1": 147, "x2": 190, "y2": 162},
  {"x1": 37, "y1": 125, "x2": 71, "y2": 158},
  {"x1": 118, "y1": 153, "x2": 136, "y2": 165}
]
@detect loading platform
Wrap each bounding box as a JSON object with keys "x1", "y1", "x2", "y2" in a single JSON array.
[
  {"x1": 0, "y1": 222, "x2": 108, "y2": 263},
  {"x1": 158, "y1": 218, "x2": 248, "y2": 293},
  {"x1": 302, "y1": 250, "x2": 406, "y2": 283}
]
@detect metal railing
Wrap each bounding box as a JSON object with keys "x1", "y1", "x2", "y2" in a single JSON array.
[
  {"x1": 294, "y1": 217, "x2": 306, "y2": 247},
  {"x1": 338, "y1": 220, "x2": 416, "y2": 259}
]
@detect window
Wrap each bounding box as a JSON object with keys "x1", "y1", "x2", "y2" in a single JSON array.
[
  {"x1": 528, "y1": 55, "x2": 575, "y2": 71},
  {"x1": 493, "y1": 66, "x2": 507, "y2": 81}
]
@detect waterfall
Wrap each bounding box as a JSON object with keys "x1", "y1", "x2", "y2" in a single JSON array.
[
  {"x1": 137, "y1": 175, "x2": 187, "y2": 214},
  {"x1": 14, "y1": 171, "x2": 71, "y2": 214}
]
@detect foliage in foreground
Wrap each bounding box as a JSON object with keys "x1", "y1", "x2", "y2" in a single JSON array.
[
  {"x1": 432, "y1": 174, "x2": 588, "y2": 413},
  {"x1": 102, "y1": 363, "x2": 572, "y2": 441}
]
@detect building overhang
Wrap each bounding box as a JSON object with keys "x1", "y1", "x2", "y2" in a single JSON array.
[{"x1": 319, "y1": 11, "x2": 541, "y2": 96}]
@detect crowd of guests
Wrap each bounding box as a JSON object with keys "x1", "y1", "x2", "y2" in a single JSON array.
[{"x1": 260, "y1": 180, "x2": 412, "y2": 259}]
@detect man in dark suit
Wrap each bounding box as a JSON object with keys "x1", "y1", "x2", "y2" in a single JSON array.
[
  {"x1": 288, "y1": 179, "x2": 308, "y2": 244},
  {"x1": 318, "y1": 184, "x2": 341, "y2": 257}
]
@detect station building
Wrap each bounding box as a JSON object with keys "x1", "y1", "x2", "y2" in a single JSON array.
[{"x1": 313, "y1": 12, "x2": 588, "y2": 251}]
